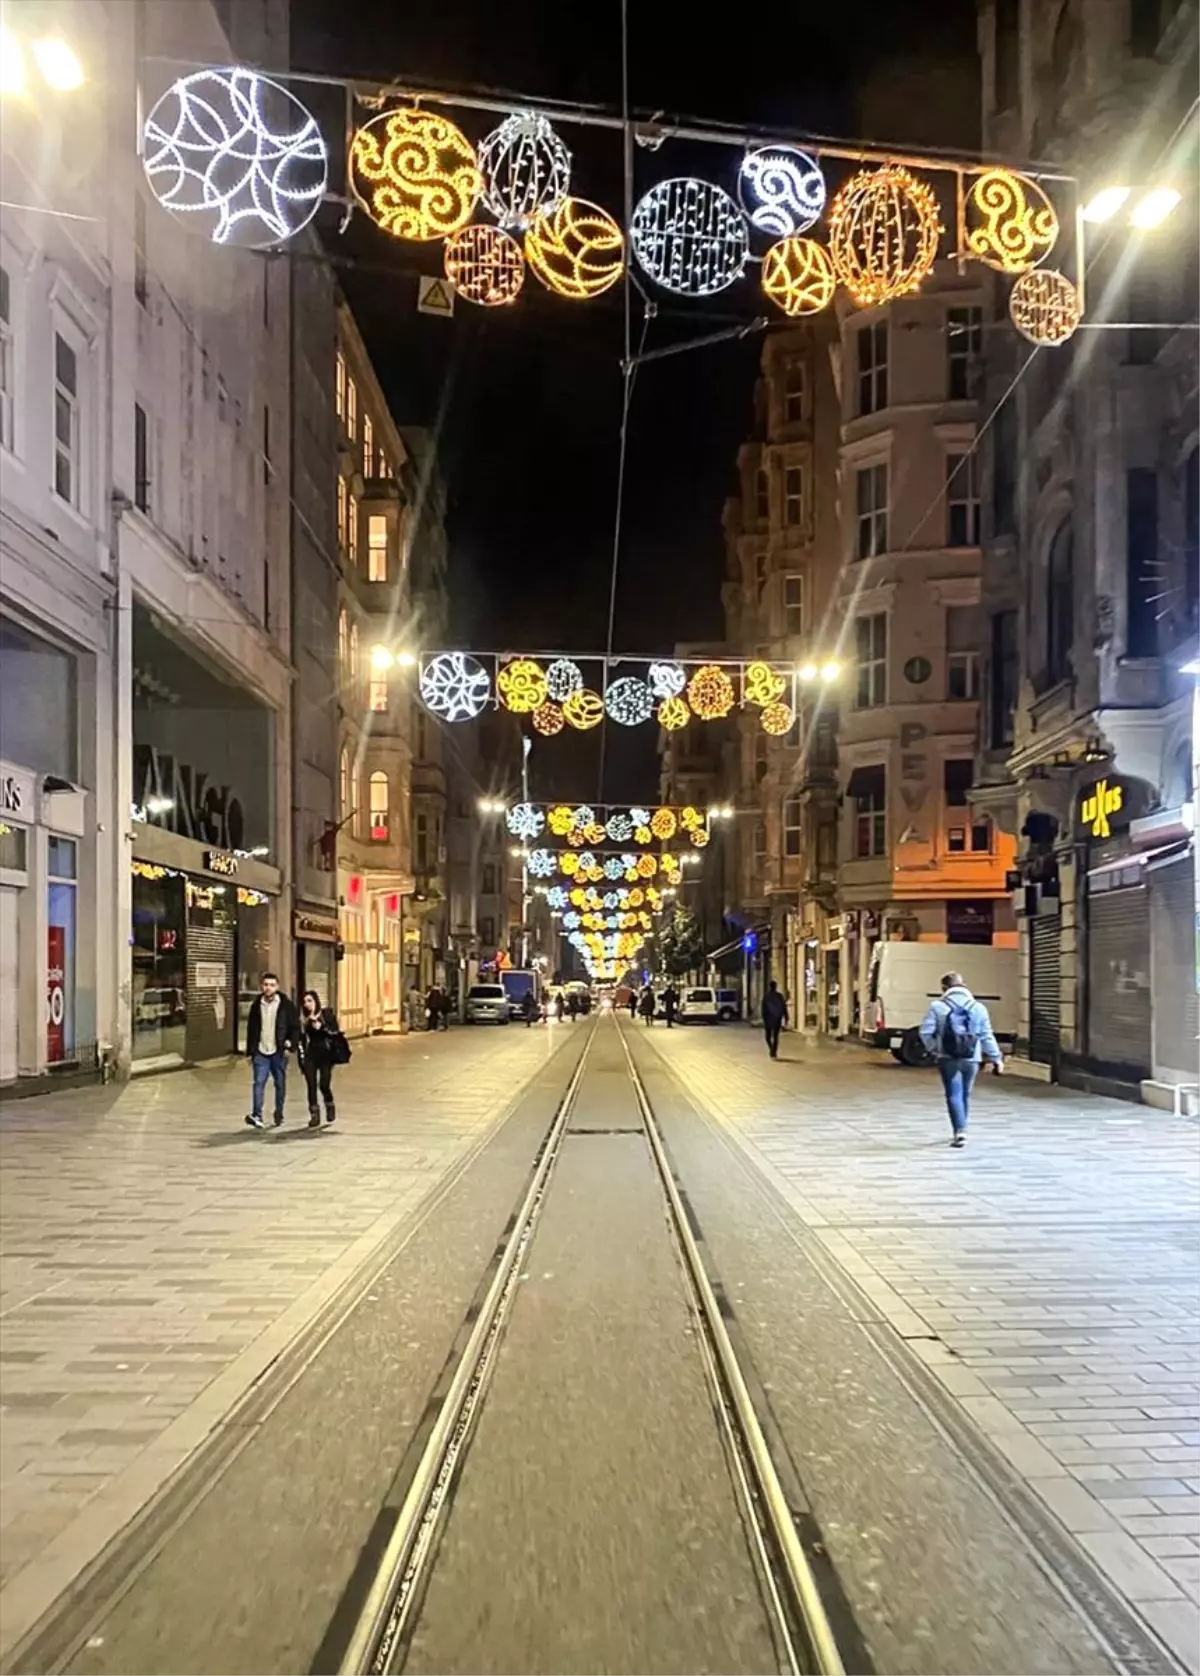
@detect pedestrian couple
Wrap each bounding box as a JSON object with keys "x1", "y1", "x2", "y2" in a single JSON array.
[{"x1": 244, "y1": 973, "x2": 349, "y2": 1131}]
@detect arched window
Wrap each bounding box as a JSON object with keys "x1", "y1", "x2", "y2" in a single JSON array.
[
  {"x1": 1046, "y1": 517, "x2": 1074, "y2": 685},
  {"x1": 339, "y1": 748, "x2": 350, "y2": 821},
  {"x1": 369, "y1": 771, "x2": 389, "y2": 841}
]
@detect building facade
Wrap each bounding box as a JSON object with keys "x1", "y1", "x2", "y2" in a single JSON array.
[{"x1": 976, "y1": 0, "x2": 1198, "y2": 1100}]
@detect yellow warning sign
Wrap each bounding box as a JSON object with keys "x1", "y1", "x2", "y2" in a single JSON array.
[{"x1": 417, "y1": 276, "x2": 455, "y2": 317}]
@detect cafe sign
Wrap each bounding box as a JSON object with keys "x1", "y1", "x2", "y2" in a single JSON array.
[{"x1": 1080, "y1": 777, "x2": 1124, "y2": 840}]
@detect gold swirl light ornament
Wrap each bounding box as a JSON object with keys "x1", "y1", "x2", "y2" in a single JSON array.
[
  {"x1": 562, "y1": 687, "x2": 605, "y2": 729},
  {"x1": 525, "y1": 198, "x2": 625, "y2": 299},
  {"x1": 744, "y1": 660, "x2": 787, "y2": 706},
  {"x1": 828, "y1": 165, "x2": 942, "y2": 306},
  {"x1": 547, "y1": 804, "x2": 574, "y2": 835},
  {"x1": 497, "y1": 658, "x2": 548, "y2": 713},
  {"x1": 351, "y1": 106, "x2": 482, "y2": 242},
  {"x1": 761, "y1": 237, "x2": 837, "y2": 317},
  {"x1": 444, "y1": 224, "x2": 525, "y2": 305},
  {"x1": 1009, "y1": 269, "x2": 1082, "y2": 345},
  {"x1": 965, "y1": 169, "x2": 1058, "y2": 275}
]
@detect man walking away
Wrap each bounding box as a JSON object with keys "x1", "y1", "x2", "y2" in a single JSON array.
[
  {"x1": 245, "y1": 973, "x2": 298, "y2": 1129},
  {"x1": 627, "y1": 990, "x2": 637, "y2": 1020},
  {"x1": 521, "y1": 989, "x2": 538, "y2": 1027},
  {"x1": 638, "y1": 985, "x2": 656, "y2": 1026},
  {"x1": 662, "y1": 983, "x2": 679, "y2": 1028},
  {"x1": 762, "y1": 980, "x2": 787, "y2": 1059},
  {"x1": 919, "y1": 971, "x2": 1003, "y2": 1147}
]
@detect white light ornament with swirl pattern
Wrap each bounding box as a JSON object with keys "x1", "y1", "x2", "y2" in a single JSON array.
[{"x1": 738, "y1": 146, "x2": 826, "y2": 237}]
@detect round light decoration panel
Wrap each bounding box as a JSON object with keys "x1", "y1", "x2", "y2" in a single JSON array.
[
  {"x1": 525, "y1": 199, "x2": 625, "y2": 300},
  {"x1": 631, "y1": 178, "x2": 749, "y2": 296},
  {"x1": 761, "y1": 237, "x2": 837, "y2": 317},
  {"x1": 828, "y1": 164, "x2": 942, "y2": 306},
  {"x1": 351, "y1": 106, "x2": 482, "y2": 242},
  {"x1": 738, "y1": 146, "x2": 825, "y2": 238},
  {"x1": 1009, "y1": 269, "x2": 1082, "y2": 345},
  {"x1": 966, "y1": 168, "x2": 1058, "y2": 275},
  {"x1": 444, "y1": 225, "x2": 524, "y2": 306},
  {"x1": 141, "y1": 69, "x2": 327, "y2": 249},
  {"x1": 419, "y1": 652, "x2": 490, "y2": 721},
  {"x1": 478, "y1": 111, "x2": 571, "y2": 231}
]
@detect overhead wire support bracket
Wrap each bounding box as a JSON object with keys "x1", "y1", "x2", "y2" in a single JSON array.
[{"x1": 626, "y1": 317, "x2": 770, "y2": 372}]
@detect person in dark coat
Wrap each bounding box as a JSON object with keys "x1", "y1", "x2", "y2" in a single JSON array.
[
  {"x1": 662, "y1": 984, "x2": 680, "y2": 1028},
  {"x1": 627, "y1": 990, "x2": 638, "y2": 1020},
  {"x1": 244, "y1": 973, "x2": 299, "y2": 1129},
  {"x1": 568, "y1": 991, "x2": 580, "y2": 1021},
  {"x1": 638, "y1": 986, "x2": 656, "y2": 1025},
  {"x1": 298, "y1": 989, "x2": 344, "y2": 1127},
  {"x1": 761, "y1": 980, "x2": 788, "y2": 1059},
  {"x1": 425, "y1": 985, "x2": 443, "y2": 1031},
  {"x1": 521, "y1": 989, "x2": 538, "y2": 1027}
]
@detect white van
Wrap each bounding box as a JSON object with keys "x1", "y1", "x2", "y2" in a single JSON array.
[{"x1": 863, "y1": 943, "x2": 1018, "y2": 1065}]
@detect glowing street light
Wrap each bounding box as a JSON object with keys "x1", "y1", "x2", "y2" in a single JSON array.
[
  {"x1": 1129, "y1": 187, "x2": 1182, "y2": 229},
  {"x1": 1081, "y1": 185, "x2": 1131, "y2": 224},
  {"x1": 477, "y1": 797, "x2": 506, "y2": 815},
  {"x1": 0, "y1": 26, "x2": 25, "y2": 94},
  {"x1": 31, "y1": 35, "x2": 84, "y2": 90}
]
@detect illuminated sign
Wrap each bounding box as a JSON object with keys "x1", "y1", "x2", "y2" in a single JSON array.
[
  {"x1": 203, "y1": 849, "x2": 240, "y2": 876},
  {"x1": 1080, "y1": 778, "x2": 1124, "y2": 840}
]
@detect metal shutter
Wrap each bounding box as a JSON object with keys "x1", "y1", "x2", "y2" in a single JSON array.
[
  {"x1": 1029, "y1": 914, "x2": 1061, "y2": 1065},
  {"x1": 186, "y1": 920, "x2": 236, "y2": 1063},
  {"x1": 1150, "y1": 859, "x2": 1199, "y2": 1080},
  {"x1": 1087, "y1": 885, "x2": 1151, "y2": 1078}
]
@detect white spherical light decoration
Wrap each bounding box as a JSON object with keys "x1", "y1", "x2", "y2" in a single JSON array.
[
  {"x1": 630, "y1": 178, "x2": 749, "y2": 296},
  {"x1": 478, "y1": 111, "x2": 571, "y2": 231}
]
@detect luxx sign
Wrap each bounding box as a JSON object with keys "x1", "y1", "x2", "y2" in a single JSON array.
[
  {"x1": 134, "y1": 745, "x2": 246, "y2": 850},
  {"x1": 1080, "y1": 777, "x2": 1124, "y2": 840}
]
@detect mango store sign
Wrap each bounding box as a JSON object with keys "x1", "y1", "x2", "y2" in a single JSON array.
[{"x1": 133, "y1": 745, "x2": 246, "y2": 850}]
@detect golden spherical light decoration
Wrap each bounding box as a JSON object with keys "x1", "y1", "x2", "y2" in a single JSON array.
[
  {"x1": 497, "y1": 658, "x2": 548, "y2": 713},
  {"x1": 1009, "y1": 268, "x2": 1082, "y2": 345},
  {"x1": 656, "y1": 695, "x2": 690, "y2": 732},
  {"x1": 687, "y1": 664, "x2": 736, "y2": 720},
  {"x1": 524, "y1": 197, "x2": 625, "y2": 300},
  {"x1": 634, "y1": 824, "x2": 652, "y2": 844},
  {"x1": 351, "y1": 106, "x2": 482, "y2": 242},
  {"x1": 744, "y1": 659, "x2": 787, "y2": 707},
  {"x1": 761, "y1": 700, "x2": 795, "y2": 736},
  {"x1": 827, "y1": 164, "x2": 942, "y2": 306},
  {"x1": 532, "y1": 700, "x2": 564, "y2": 735},
  {"x1": 680, "y1": 806, "x2": 703, "y2": 830},
  {"x1": 637, "y1": 854, "x2": 658, "y2": 878},
  {"x1": 547, "y1": 804, "x2": 574, "y2": 835},
  {"x1": 560, "y1": 851, "x2": 579, "y2": 876},
  {"x1": 562, "y1": 687, "x2": 605, "y2": 729},
  {"x1": 444, "y1": 224, "x2": 525, "y2": 306},
  {"x1": 761, "y1": 236, "x2": 837, "y2": 317},
  {"x1": 650, "y1": 807, "x2": 677, "y2": 840},
  {"x1": 965, "y1": 168, "x2": 1058, "y2": 275}
]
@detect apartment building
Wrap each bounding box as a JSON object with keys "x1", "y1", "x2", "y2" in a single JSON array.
[{"x1": 976, "y1": 0, "x2": 1198, "y2": 1100}]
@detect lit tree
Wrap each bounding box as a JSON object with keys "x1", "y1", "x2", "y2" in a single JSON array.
[{"x1": 658, "y1": 905, "x2": 704, "y2": 978}]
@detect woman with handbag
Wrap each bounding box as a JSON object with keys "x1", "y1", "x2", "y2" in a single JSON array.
[{"x1": 299, "y1": 990, "x2": 349, "y2": 1128}]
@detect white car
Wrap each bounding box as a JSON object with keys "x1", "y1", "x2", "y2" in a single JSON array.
[
  {"x1": 678, "y1": 986, "x2": 719, "y2": 1023},
  {"x1": 464, "y1": 983, "x2": 510, "y2": 1025}
]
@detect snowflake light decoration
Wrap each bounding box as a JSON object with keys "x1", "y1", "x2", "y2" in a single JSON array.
[
  {"x1": 1009, "y1": 269, "x2": 1082, "y2": 345},
  {"x1": 687, "y1": 664, "x2": 736, "y2": 720},
  {"x1": 419, "y1": 652, "x2": 490, "y2": 721},
  {"x1": 527, "y1": 848, "x2": 556, "y2": 878},
  {"x1": 657, "y1": 695, "x2": 690, "y2": 731},
  {"x1": 648, "y1": 661, "x2": 686, "y2": 698},
  {"x1": 606, "y1": 812, "x2": 634, "y2": 842},
  {"x1": 604, "y1": 857, "x2": 625, "y2": 879},
  {"x1": 578, "y1": 852, "x2": 596, "y2": 872},
  {"x1": 630, "y1": 806, "x2": 651, "y2": 827},
  {"x1": 506, "y1": 802, "x2": 545, "y2": 840},
  {"x1": 631, "y1": 178, "x2": 749, "y2": 296},
  {"x1": 497, "y1": 658, "x2": 548, "y2": 713},
  {"x1": 525, "y1": 198, "x2": 625, "y2": 300},
  {"x1": 142, "y1": 69, "x2": 328, "y2": 250},
  {"x1": 532, "y1": 701, "x2": 564, "y2": 736},
  {"x1": 545, "y1": 658, "x2": 584, "y2": 701},
  {"x1": 738, "y1": 146, "x2": 825, "y2": 237},
  {"x1": 444, "y1": 224, "x2": 525, "y2": 306},
  {"x1": 966, "y1": 168, "x2": 1058, "y2": 275},
  {"x1": 604, "y1": 892, "x2": 620, "y2": 910},
  {"x1": 350, "y1": 106, "x2": 481, "y2": 242},
  {"x1": 761, "y1": 237, "x2": 837, "y2": 318},
  {"x1": 571, "y1": 805, "x2": 595, "y2": 830},
  {"x1": 478, "y1": 111, "x2": 571, "y2": 230},
  {"x1": 827, "y1": 165, "x2": 942, "y2": 306},
  {"x1": 563, "y1": 910, "x2": 581, "y2": 930},
  {"x1": 547, "y1": 886, "x2": 569, "y2": 909},
  {"x1": 605, "y1": 676, "x2": 654, "y2": 726}
]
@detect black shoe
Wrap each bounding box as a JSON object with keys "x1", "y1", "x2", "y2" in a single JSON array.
[
  {"x1": 307, "y1": 1112, "x2": 321, "y2": 1129},
  {"x1": 325, "y1": 1105, "x2": 336, "y2": 1125},
  {"x1": 273, "y1": 1112, "x2": 285, "y2": 1128},
  {"x1": 245, "y1": 1113, "x2": 264, "y2": 1129}
]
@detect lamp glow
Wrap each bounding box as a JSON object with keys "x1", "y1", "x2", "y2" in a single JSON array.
[
  {"x1": 1080, "y1": 186, "x2": 1131, "y2": 224},
  {"x1": 798, "y1": 663, "x2": 818, "y2": 682},
  {"x1": 0, "y1": 26, "x2": 26, "y2": 94},
  {"x1": 1129, "y1": 187, "x2": 1181, "y2": 229},
  {"x1": 369, "y1": 645, "x2": 394, "y2": 671},
  {"x1": 820, "y1": 660, "x2": 841, "y2": 681},
  {"x1": 32, "y1": 35, "x2": 83, "y2": 90}
]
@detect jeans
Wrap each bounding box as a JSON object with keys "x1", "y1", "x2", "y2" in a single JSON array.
[
  {"x1": 764, "y1": 1021, "x2": 781, "y2": 1057},
  {"x1": 251, "y1": 1051, "x2": 287, "y2": 1118},
  {"x1": 937, "y1": 1058, "x2": 979, "y2": 1134}
]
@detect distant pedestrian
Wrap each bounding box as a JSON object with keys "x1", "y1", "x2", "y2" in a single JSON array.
[
  {"x1": 568, "y1": 991, "x2": 580, "y2": 1022},
  {"x1": 299, "y1": 989, "x2": 348, "y2": 1128},
  {"x1": 425, "y1": 985, "x2": 443, "y2": 1032},
  {"x1": 919, "y1": 971, "x2": 1003, "y2": 1148},
  {"x1": 662, "y1": 984, "x2": 679, "y2": 1028},
  {"x1": 627, "y1": 991, "x2": 638, "y2": 1020},
  {"x1": 437, "y1": 990, "x2": 451, "y2": 1030},
  {"x1": 638, "y1": 986, "x2": 656, "y2": 1026},
  {"x1": 521, "y1": 990, "x2": 538, "y2": 1027},
  {"x1": 407, "y1": 984, "x2": 423, "y2": 1032},
  {"x1": 554, "y1": 992, "x2": 565, "y2": 1022},
  {"x1": 761, "y1": 980, "x2": 787, "y2": 1059},
  {"x1": 244, "y1": 973, "x2": 298, "y2": 1129}
]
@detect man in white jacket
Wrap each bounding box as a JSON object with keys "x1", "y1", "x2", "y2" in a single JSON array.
[{"x1": 918, "y1": 971, "x2": 1004, "y2": 1148}]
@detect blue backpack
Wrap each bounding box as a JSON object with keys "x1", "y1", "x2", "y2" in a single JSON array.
[{"x1": 940, "y1": 1000, "x2": 978, "y2": 1060}]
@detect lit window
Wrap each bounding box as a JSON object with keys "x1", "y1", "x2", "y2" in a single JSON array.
[
  {"x1": 369, "y1": 676, "x2": 388, "y2": 712},
  {"x1": 351, "y1": 761, "x2": 361, "y2": 836},
  {"x1": 339, "y1": 747, "x2": 350, "y2": 820},
  {"x1": 335, "y1": 350, "x2": 346, "y2": 420},
  {"x1": 362, "y1": 412, "x2": 374, "y2": 478},
  {"x1": 337, "y1": 476, "x2": 348, "y2": 554},
  {"x1": 783, "y1": 574, "x2": 803, "y2": 637},
  {"x1": 947, "y1": 307, "x2": 982, "y2": 400},
  {"x1": 783, "y1": 793, "x2": 802, "y2": 857},
  {"x1": 855, "y1": 463, "x2": 888, "y2": 560},
  {"x1": 854, "y1": 613, "x2": 887, "y2": 709},
  {"x1": 946, "y1": 451, "x2": 980, "y2": 546},
  {"x1": 857, "y1": 320, "x2": 887, "y2": 416},
  {"x1": 367, "y1": 514, "x2": 388, "y2": 582},
  {"x1": 346, "y1": 376, "x2": 357, "y2": 440},
  {"x1": 0, "y1": 264, "x2": 13, "y2": 452},
  {"x1": 369, "y1": 771, "x2": 389, "y2": 841},
  {"x1": 349, "y1": 620, "x2": 359, "y2": 685},
  {"x1": 348, "y1": 494, "x2": 359, "y2": 565},
  {"x1": 53, "y1": 332, "x2": 79, "y2": 506},
  {"x1": 784, "y1": 465, "x2": 804, "y2": 527},
  {"x1": 338, "y1": 608, "x2": 348, "y2": 671},
  {"x1": 783, "y1": 360, "x2": 806, "y2": 423}
]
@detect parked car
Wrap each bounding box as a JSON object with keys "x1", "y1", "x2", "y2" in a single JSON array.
[
  {"x1": 863, "y1": 943, "x2": 1017, "y2": 1064},
  {"x1": 714, "y1": 988, "x2": 740, "y2": 1022},
  {"x1": 464, "y1": 983, "x2": 511, "y2": 1025},
  {"x1": 678, "y1": 986, "x2": 719, "y2": 1023}
]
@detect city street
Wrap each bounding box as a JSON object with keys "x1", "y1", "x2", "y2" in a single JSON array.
[{"x1": 1, "y1": 1018, "x2": 1195, "y2": 1673}]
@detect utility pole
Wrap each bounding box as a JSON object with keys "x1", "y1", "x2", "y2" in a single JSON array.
[{"x1": 520, "y1": 735, "x2": 531, "y2": 969}]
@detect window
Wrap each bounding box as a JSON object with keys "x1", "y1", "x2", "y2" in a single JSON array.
[
  {"x1": 369, "y1": 676, "x2": 388, "y2": 713},
  {"x1": 784, "y1": 465, "x2": 804, "y2": 527},
  {"x1": 346, "y1": 376, "x2": 358, "y2": 440},
  {"x1": 816, "y1": 820, "x2": 836, "y2": 871},
  {"x1": 849, "y1": 765, "x2": 886, "y2": 858},
  {"x1": 855, "y1": 462, "x2": 888, "y2": 559},
  {"x1": 946, "y1": 605, "x2": 980, "y2": 699},
  {"x1": 362, "y1": 413, "x2": 374, "y2": 477},
  {"x1": 378, "y1": 449, "x2": 391, "y2": 480},
  {"x1": 1046, "y1": 517, "x2": 1074, "y2": 684},
  {"x1": 369, "y1": 771, "x2": 389, "y2": 841},
  {"x1": 946, "y1": 451, "x2": 980, "y2": 546},
  {"x1": 857, "y1": 320, "x2": 887, "y2": 415},
  {"x1": 854, "y1": 613, "x2": 887, "y2": 709},
  {"x1": 480, "y1": 915, "x2": 496, "y2": 947},
  {"x1": 989, "y1": 610, "x2": 1017, "y2": 749},
  {"x1": 0, "y1": 263, "x2": 12, "y2": 451},
  {"x1": 944, "y1": 759, "x2": 976, "y2": 853},
  {"x1": 335, "y1": 350, "x2": 346, "y2": 420},
  {"x1": 1129, "y1": 0, "x2": 1162, "y2": 56},
  {"x1": 338, "y1": 608, "x2": 348, "y2": 675},
  {"x1": 947, "y1": 307, "x2": 982, "y2": 399},
  {"x1": 348, "y1": 494, "x2": 360, "y2": 566},
  {"x1": 348, "y1": 620, "x2": 359, "y2": 687},
  {"x1": 754, "y1": 730, "x2": 768, "y2": 782},
  {"x1": 53, "y1": 333, "x2": 79, "y2": 507},
  {"x1": 994, "y1": 0, "x2": 1019, "y2": 109},
  {"x1": 415, "y1": 706, "x2": 428, "y2": 759},
  {"x1": 337, "y1": 475, "x2": 348, "y2": 554},
  {"x1": 1126, "y1": 466, "x2": 1159, "y2": 657},
  {"x1": 415, "y1": 811, "x2": 429, "y2": 870},
  {"x1": 134, "y1": 193, "x2": 148, "y2": 306},
  {"x1": 783, "y1": 793, "x2": 802, "y2": 857},
  {"x1": 783, "y1": 573, "x2": 803, "y2": 637},
  {"x1": 755, "y1": 468, "x2": 769, "y2": 524},
  {"x1": 783, "y1": 360, "x2": 806, "y2": 423},
  {"x1": 1185, "y1": 447, "x2": 1198, "y2": 631},
  {"x1": 970, "y1": 815, "x2": 993, "y2": 853},
  {"x1": 351, "y1": 762, "x2": 361, "y2": 837},
  {"x1": 753, "y1": 821, "x2": 767, "y2": 867},
  {"x1": 134, "y1": 402, "x2": 150, "y2": 511},
  {"x1": 367, "y1": 514, "x2": 388, "y2": 582},
  {"x1": 482, "y1": 862, "x2": 497, "y2": 895},
  {"x1": 339, "y1": 747, "x2": 350, "y2": 820}
]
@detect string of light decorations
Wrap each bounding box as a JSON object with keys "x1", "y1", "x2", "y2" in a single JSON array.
[
  {"x1": 506, "y1": 802, "x2": 713, "y2": 846},
  {"x1": 140, "y1": 60, "x2": 1089, "y2": 347}
]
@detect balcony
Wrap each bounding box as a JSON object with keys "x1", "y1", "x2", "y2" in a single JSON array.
[{"x1": 412, "y1": 759, "x2": 446, "y2": 797}]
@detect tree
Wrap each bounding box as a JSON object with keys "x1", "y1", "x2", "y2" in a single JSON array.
[{"x1": 657, "y1": 905, "x2": 704, "y2": 978}]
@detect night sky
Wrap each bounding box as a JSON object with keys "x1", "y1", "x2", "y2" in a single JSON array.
[{"x1": 291, "y1": 1, "x2": 978, "y2": 802}]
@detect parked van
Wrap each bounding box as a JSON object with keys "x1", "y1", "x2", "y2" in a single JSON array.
[{"x1": 863, "y1": 943, "x2": 1018, "y2": 1065}]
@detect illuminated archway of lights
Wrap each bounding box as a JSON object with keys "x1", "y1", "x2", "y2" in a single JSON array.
[
  {"x1": 526, "y1": 805, "x2": 710, "y2": 847},
  {"x1": 141, "y1": 69, "x2": 328, "y2": 249},
  {"x1": 524, "y1": 848, "x2": 684, "y2": 884},
  {"x1": 738, "y1": 145, "x2": 826, "y2": 237}
]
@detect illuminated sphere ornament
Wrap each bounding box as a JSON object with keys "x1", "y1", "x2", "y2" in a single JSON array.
[
  {"x1": 648, "y1": 661, "x2": 686, "y2": 699},
  {"x1": 687, "y1": 663, "x2": 736, "y2": 720},
  {"x1": 525, "y1": 199, "x2": 625, "y2": 300},
  {"x1": 547, "y1": 885, "x2": 569, "y2": 909},
  {"x1": 548, "y1": 804, "x2": 574, "y2": 836},
  {"x1": 562, "y1": 688, "x2": 605, "y2": 729},
  {"x1": 744, "y1": 660, "x2": 787, "y2": 707},
  {"x1": 965, "y1": 169, "x2": 1058, "y2": 275},
  {"x1": 497, "y1": 658, "x2": 548, "y2": 713},
  {"x1": 651, "y1": 807, "x2": 677, "y2": 840},
  {"x1": 827, "y1": 165, "x2": 942, "y2": 306},
  {"x1": 532, "y1": 701, "x2": 564, "y2": 736},
  {"x1": 559, "y1": 851, "x2": 579, "y2": 876},
  {"x1": 527, "y1": 848, "x2": 556, "y2": 878},
  {"x1": 761, "y1": 700, "x2": 795, "y2": 736},
  {"x1": 506, "y1": 802, "x2": 544, "y2": 840},
  {"x1": 444, "y1": 224, "x2": 524, "y2": 306},
  {"x1": 478, "y1": 111, "x2": 571, "y2": 231},
  {"x1": 584, "y1": 821, "x2": 605, "y2": 845},
  {"x1": 605, "y1": 676, "x2": 654, "y2": 727},
  {"x1": 657, "y1": 695, "x2": 690, "y2": 732},
  {"x1": 141, "y1": 69, "x2": 327, "y2": 250},
  {"x1": 350, "y1": 106, "x2": 481, "y2": 242},
  {"x1": 545, "y1": 658, "x2": 584, "y2": 702},
  {"x1": 630, "y1": 178, "x2": 749, "y2": 297},
  {"x1": 637, "y1": 854, "x2": 658, "y2": 879},
  {"x1": 1009, "y1": 269, "x2": 1082, "y2": 346},
  {"x1": 738, "y1": 146, "x2": 825, "y2": 237},
  {"x1": 761, "y1": 237, "x2": 837, "y2": 317},
  {"x1": 691, "y1": 826, "x2": 711, "y2": 848},
  {"x1": 604, "y1": 857, "x2": 625, "y2": 880},
  {"x1": 571, "y1": 805, "x2": 594, "y2": 830},
  {"x1": 606, "y1": 813, "x2": 634, "y2": 842},
  {"x1": 419, "y1": 651, "x2": 490, "y2": 722}
]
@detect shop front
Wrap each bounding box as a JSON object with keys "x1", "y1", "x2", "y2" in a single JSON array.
[{"x1": 294, "y1": 904, "x2": 340, "y2": 1014}]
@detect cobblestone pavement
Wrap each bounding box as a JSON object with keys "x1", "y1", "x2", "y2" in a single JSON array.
[
  {"x1": 641, "y1": 1021, "x2": 1200, "y2": 1671},
  {"x1": 0, "y1": 1024, "x2": 569, "y2": 1656}
]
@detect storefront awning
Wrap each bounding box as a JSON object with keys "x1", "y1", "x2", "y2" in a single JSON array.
[{"x1": 1087, "y1": 839, "x2": 1189, "y2": 883}]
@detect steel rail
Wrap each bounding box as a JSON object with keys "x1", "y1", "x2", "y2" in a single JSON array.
[
  {"x1": 336, "y1": 1026, "x2": 597, "y2": 1675},
  {"x1": 616, "y1": 1024, "x2": 847, "y2": 1676}
]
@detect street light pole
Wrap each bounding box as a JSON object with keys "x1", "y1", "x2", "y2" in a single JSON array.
[{"x1": 521, "y1": 735, "x2": 531, "y2": 970}]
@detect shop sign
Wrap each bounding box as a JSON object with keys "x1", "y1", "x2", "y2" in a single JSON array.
[
  {"x1": 0, "y1": 764, "x2": 35, "y2": 821},
  {"x1": 293, "y1": 908, "x2": 339, "y2": 944},
  {"x1": 134, "y1": 745, "x2": 246, "y2": 850},
  {"x1": 203, "y1": 849, "x2": 239, "y2": 876},
  {"x1": 46, "y1": 926, "x2": 66, "y2": 1062},
  {"x1": 1080, "y1": 777, "x2": 1125, "y2": 840}
]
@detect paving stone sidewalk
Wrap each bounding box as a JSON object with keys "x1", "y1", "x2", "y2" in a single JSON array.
[
  {"x1": 646, "y1": 1023, "x2": 1200, "y2": 1672},
  {"x1": 0, "y1": 1025, "x2": 567, "y2": 1655}
]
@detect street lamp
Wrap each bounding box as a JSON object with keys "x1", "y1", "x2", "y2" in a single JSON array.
[
  {"x1": 370, "y1": 644, "x2": 417, "y2": 671},
  {"x1": 1082, "y1": 183, "x2": 1182, "y2": 228},
  {"x1": 797, "y1": 660, "x2": 841, "y2": 684},
  {"x1": 0, "y1": 26, "x2": 84, "y2": 94}
]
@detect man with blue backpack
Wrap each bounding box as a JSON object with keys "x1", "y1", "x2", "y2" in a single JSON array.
[{"x1": 919, "y1": 971, "x2": 1004, "y2": 1147}]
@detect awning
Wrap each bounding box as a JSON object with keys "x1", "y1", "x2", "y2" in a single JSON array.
[
  {"x1": 845, "y1": 764, "x2": 886, "y2": 800},
  {"x1": 1087, "y1": 838, "x2": 1189, "y2": 884}
]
